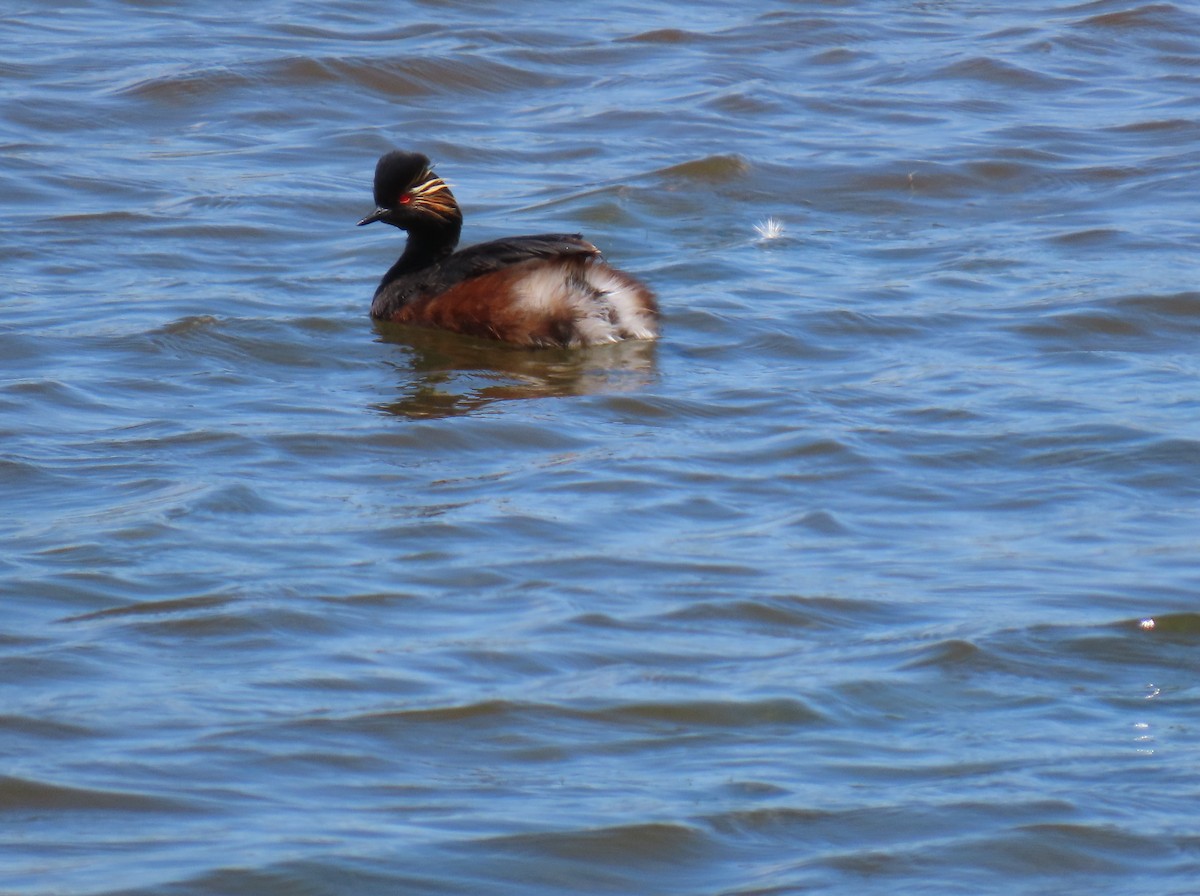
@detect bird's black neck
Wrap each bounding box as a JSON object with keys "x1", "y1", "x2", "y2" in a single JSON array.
[{"x1": 378, "y1": 223, "x2": 461, "y2": 293}]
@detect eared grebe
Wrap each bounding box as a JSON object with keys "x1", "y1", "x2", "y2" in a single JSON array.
[{"x1": 357, "y1": 151, "x2": 659, "y2": 348}]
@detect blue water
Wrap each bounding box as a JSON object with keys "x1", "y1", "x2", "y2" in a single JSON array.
[{"x1": 4, "y1": 2, "x2": 1200, "y2": 893}]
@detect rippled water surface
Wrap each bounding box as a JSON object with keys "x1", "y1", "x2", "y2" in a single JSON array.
[{"x1": 5, "y1": 1, "x2": 1200, "y2": 893}]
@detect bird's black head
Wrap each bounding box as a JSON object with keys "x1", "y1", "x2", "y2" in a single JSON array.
[{"x1": 356, "y1": 150, "x2": 462, "y2": 238}]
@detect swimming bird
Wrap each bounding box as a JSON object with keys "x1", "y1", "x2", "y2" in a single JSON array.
[{"x1": 358, "y1": 151, "x2": 659, "y2": 348}]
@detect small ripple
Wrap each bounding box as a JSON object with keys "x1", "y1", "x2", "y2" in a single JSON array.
[
  {"x1": 1107, "y1": 116, "x2": 1200, "y2": 134},
  {"x1": 901, "y1": 638, "x2": 989, "y2": 671},
  {"x1": 621, "y1": 28, "x2": 713, "y2": 45},
  {"x1": 946, "y1": 821, "x2": 1177, "y2": 875},
  {"x1": 145, "y1": 314, "x2": 357, "y2": 372},
  {"x1": 807, "y1": 309, "x2": 928, "y2": 339},
  {"x1": 114, "y1": 862, "x2": 449, "y2": 896},
  {"x1": 900, "y1": 615, "x2": 1200, "y2": 700},
  {"x1": 289, "y1": 696, "x2": 824, "y2": 746},
  {"x1": 604, "y1": 698, "x2": 824, "y2": 728},
  {"x1": 118, "y1": 54, "x2": 572, "y2": 102},
  {"x1": 663, "y1": 595, "x2": 888, "y2": 633},
  {"x1": 1114, "y1": 290, "x2": 1200, "y2": 323},
  {"x1": 0, "y1": 647, "x2": 100, "y2": 684},
  {"x1": 705, "y1": 806, "x2": 830, "y2": 839},
  {"x1": 653, "y1": 154, "x2": 750, "y2": 183},
  {"x1": 1012, "y1": 292, "x2": 1200, "y2": 351},
  {"x1": 1062, "y1": 614, "x2": 1200, "y2": 667},
  {"x1": 61, "y1": 590, "x2": 342, "y2": 642},
  {"x1": 1127, "y1": 612, "x2": 1200, "y2": 638},
  {"x1": 0, "y1": 775, "x2": 191, "y2": 812},
  {"x1": 936, "y1": 56, "x2": 1082, "y2": 91},
  {"x1": 152, "y1": 314, "x2": 221, "y2": 335},
  {"x1": 1024, "y1": 308, "x2": 1142, "y2": 338},
  {"x1": 1047, "y1": 227, "x2": 1126, "y2": 246},
  {"x1": 116, "y1": 65, "x2": 253, "y2": 100},
  {"x1": 0, "y1": 714, "x2": 93, "y2": 741},
  {"x1": 1075, "y1": 4, "x2": 1194, "y2": 32},
  {"x1": 472, "y1": 820, "x2": 711, "y2": 864},
  {"x1": 63, "y1": 593, "x2": 234, "y2": 623},
  {"x1": 191, "y1": 482, "x2": 295, "y2": 516}
]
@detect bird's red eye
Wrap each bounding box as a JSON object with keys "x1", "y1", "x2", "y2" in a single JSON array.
[{"x1": 397, "y1": 193, "x2": 412, "y2": 205}]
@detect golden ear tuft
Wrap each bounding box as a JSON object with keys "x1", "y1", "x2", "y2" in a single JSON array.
[{"x1": 410, "y1": 174, "x2": 459, "y2": 222}]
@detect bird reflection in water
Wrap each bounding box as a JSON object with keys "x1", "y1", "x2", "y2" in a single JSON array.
[{"x1": 372, "y1": 321, "x2": 658, "y2": 419}]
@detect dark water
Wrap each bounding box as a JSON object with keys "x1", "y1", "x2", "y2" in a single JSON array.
[{"x1": 4, "y1": 1, "x2": 1200, "y2": 893}]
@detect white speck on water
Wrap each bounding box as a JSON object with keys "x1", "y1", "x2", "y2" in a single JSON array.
[{"x1": 754, "y1": 217, "x2": 784, "y2": 240}]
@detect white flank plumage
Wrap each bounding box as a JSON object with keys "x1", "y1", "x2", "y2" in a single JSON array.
[{"x1": 513, "y1": 260, "x2": 659, "y2": 347}]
